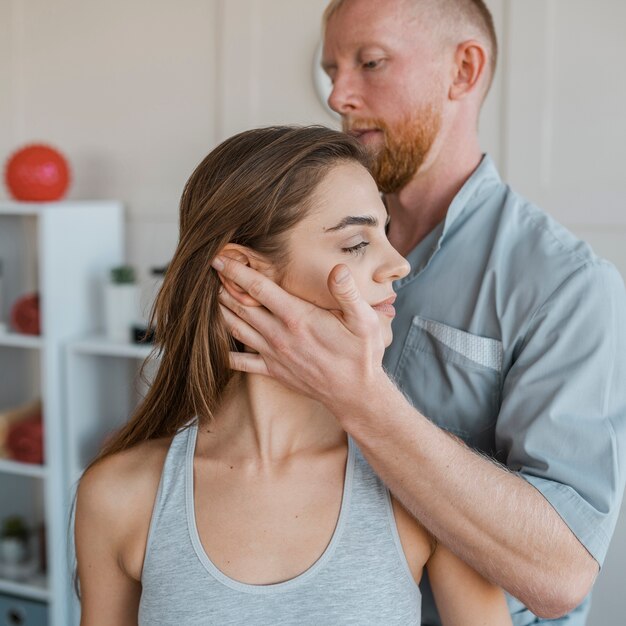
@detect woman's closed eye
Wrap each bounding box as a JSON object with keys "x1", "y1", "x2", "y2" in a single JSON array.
[{"x1": 342, "y1": 241, "x2": 370, "y2": 256}]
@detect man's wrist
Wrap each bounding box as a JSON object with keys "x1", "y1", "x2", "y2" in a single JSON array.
[{"x1": 326, "y1": 367, "x2": 404, "y2": 436}]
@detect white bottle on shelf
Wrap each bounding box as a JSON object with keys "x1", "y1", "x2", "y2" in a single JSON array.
[{"x1": 103, "y1": 277, "x2": 139, "y2": 342}]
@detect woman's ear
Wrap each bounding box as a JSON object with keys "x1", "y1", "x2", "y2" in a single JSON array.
[
  {"x1": 449, "y1": 40, "x2": 488, "y2": 101},
  {"x1": 216, "y1": 244, "x2": 274, "y2": 307}
]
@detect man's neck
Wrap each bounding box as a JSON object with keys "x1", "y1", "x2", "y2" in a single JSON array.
[{"x1": 385, "y1": 138, "x2": 483, "y2": 257}]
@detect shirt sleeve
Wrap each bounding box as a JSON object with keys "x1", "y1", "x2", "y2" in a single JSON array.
[{"x1": 496, "y1": 259, "x2": 626, "y2": 566}]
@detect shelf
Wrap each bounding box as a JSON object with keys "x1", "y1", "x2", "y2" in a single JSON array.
[
  {"x1": 0, "y1": 331, "x2": 43, "y2": 350},
  {"x1": 0, "y1": 573, "x2": 49, "y2": 602},
  {"x1": 68, "y1": 334, "x2": 155, "y2": 359},
  {"x1": 0, "y1": 200, "x2": 122, "y2": 217},
  {"x1": 0, "y1": 458, "x2": 47, "y2": 479}
]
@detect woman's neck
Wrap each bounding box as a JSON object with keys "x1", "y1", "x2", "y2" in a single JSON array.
[{"x1": 200, "y1": 372, "x2": 345, "y2": 465}]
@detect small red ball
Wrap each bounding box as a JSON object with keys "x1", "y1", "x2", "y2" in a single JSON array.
[
  {"x1": 4, "y1": 144, "x2": 71, "y2": 201},
  {"x1": 10, "y1": 293, "x2": 41, "y2": 335}
]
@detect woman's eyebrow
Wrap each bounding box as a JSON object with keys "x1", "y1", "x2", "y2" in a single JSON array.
[{"x1": 324, "y1": 215, "x2": 378, "y2": 232}]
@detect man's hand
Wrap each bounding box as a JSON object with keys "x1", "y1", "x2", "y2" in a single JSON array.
[{"x1": 212, "y1": 255, "x2": 387, "y2": 413}]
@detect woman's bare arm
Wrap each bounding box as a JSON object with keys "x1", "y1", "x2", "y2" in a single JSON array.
[
  {"x1": 428, "y1": 542, "x2": 512, "y2": 626},
  {"x1": 75, "y1": 439, "x2": 169, "y2": 625}
]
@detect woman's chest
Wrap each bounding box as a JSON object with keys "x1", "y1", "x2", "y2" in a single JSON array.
[{"x1": 193, "y1": 454, "x2": 346, "y2": 585}]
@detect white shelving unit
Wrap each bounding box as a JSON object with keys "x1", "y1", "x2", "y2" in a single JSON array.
[
  {"x1": 0, "y1": 200, "x2": 123, "y2": 626},
  {"x1": 65, "y1": 334, "x2": 156, "y2": 624}
]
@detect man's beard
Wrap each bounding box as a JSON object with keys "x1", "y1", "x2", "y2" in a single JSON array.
[{"x1": 345, "y1": 104, "x2": 442, "y2": 194}]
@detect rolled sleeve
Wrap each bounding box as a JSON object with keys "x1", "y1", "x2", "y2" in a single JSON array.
[{"x1": 497, "y1": 260, "x2": 626, "y2": 565}]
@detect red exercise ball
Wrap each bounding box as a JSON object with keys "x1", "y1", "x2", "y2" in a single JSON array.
[{"x1": 4, "y1": 144, "x2": 71, "y2": 201}]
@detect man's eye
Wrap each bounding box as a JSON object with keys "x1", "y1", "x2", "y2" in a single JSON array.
[
  {"x1": 342, "y1": 241, "x2": 370, "y2": 256},
  {"x1": 363, "y1": 60, "x2": 380, "y2": 70}
]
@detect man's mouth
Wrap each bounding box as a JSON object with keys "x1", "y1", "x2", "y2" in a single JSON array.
[{"x1": 346, "y1": 127, "x2": 382, "y2": 142}]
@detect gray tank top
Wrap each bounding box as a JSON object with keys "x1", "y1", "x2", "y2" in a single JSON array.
[{"x1": 138, "y1": 421, "x2": 421, "y2": 625}]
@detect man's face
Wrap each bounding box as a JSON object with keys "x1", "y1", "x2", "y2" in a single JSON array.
[{"x1": 322, "y1": 0, "x2": 446, "y2": 193}]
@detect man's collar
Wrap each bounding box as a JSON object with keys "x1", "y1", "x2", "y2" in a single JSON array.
[
  {"x1": 394, "y1": 154, "x2": 502, "y2": 288},
  {"x1": 440, "y1": 154, "x2": 501, "y2": 240}
]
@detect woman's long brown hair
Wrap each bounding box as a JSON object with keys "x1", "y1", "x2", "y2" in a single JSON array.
[{"x1": 89, "y1": 125, "x2": 370, "y2": 467}]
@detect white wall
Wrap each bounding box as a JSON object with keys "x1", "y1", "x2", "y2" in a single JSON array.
[{"x1": 0, "y1": 0, "x2": 624, "y2": 623}]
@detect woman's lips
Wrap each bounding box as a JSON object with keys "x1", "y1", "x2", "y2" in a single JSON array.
[{"x1": 372, "y1": 295, "x2": 396, "y2": 318}]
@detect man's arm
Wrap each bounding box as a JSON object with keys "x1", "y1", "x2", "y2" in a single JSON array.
[
  {"x1": 335, "y1": 372, "x2": 597, "y2": 618},
  {"x1": 212, "y1": 255, "x2": 608, "y2": 617}
]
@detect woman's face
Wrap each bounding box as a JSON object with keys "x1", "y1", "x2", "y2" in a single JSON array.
[{"x1": 278, "y1": 161, "x2": 410, "y2": 347}]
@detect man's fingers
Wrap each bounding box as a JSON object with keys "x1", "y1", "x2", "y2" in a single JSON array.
[
  {"x1": 328, "y1": 264, "x2": 377, "y2": 332},
  {"x1": 219, "y1": 304, "x2": 269, "y2": 354},
  {"x1": 229, "y1": 352, "x2": 270, "y2": 376},
  {"x1": 218, "y1": 285, "x2": 275, "y2": 334},
  {"x1": 213, "y1": 255, "x2": 297, "y2": 317}
]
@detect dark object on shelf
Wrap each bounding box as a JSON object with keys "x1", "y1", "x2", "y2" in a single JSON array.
[
  {"x1": 110, "y1": 265, "x2": 136, "y2": 284},
  {"x1": 6, "y1": 414, "x2": 44, "y2": 465},
  {"x1": 0, "y1": 515, "x2": 32, "y2": 577},
  {"x1": 151, "y1": 265, "x2": 168, "y2": 277},
  {"x1": 1, "y1": 516, "x2": 29, "y2": 544},
  {"x1": 10, "y1": 293, "x2": 41, "y2": 335},
  {"x1": 4, "y1": 143, "x2": 71, "y2": 202},
  {"x1": 132, "y1": 323, "x2": 155, "y2": 344},
  {"x1": 0, "y1": 592, "x2": 48, "y2": 625}
]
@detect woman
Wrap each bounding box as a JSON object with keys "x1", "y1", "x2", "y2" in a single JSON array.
[{"x1": 75, "y1": 126, "x2": 512, "y2": 625}]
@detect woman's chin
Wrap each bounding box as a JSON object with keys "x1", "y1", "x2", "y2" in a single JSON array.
[{"x1": 382, "y1": 325, "x2": 393, "y2": 348}]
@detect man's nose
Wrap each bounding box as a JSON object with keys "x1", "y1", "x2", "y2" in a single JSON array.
[{"x1": 327, "y1": 71, "x2": 360, "y2": 116}]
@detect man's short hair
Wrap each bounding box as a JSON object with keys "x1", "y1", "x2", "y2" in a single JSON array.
[{"x1": 323, "y1": 0, "x2": 498, "y2": 97}]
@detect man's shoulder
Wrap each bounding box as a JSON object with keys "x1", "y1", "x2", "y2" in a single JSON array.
[
  {"x1": 461, "y1": 183, "x2": 624, "y2": 335},
  {"x1": 493, "y1": 187, "x2": 593, "y2": 266},
  {"x1": 481, "y1": 185, "x2": 607, "y2": 294}
]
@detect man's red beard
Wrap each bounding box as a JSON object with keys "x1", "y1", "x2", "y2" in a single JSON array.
[{"x1": 344, "y1": 105, "x2": 442, "y2": 194}]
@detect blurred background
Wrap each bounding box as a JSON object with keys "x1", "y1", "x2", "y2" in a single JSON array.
[{"x1": 0, "y1": 0, "x2": 624, "y2": 624}]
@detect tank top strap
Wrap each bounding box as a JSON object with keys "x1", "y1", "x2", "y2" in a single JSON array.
[{"x1": 141, "y1": 420, "x2": 195, "y2": 578}]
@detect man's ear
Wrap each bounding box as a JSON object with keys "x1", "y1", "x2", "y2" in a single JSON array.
[
  {"x1": 216, "y1": 244, "x2": 274, "y2": 307},
  {"x1": 449, "y1": 40, "x2": 488, "y2": 101}
]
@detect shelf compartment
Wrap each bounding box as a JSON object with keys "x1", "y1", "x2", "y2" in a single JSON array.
[
  {"x1": 0, "y1": 332, "x2": 43, "y2": 350},
  {"x1": 0, "y1": 458, "x2": 46, "y2": 479},
  {"x1": 0, "y1": 573, "x2": 49, "y2": 602},
  {"x1": 66, "y1": 349, "x2": 158, "y2": 482},
  {"x1": 69, "y1": 334, "x2": 155, "y2": 359}
]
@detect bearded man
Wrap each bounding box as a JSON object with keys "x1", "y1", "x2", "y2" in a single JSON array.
[{"x1": 214, "y1": 1, "x2": 626, "y2": 623}]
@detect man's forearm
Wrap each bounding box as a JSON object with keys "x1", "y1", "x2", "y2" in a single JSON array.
[{"x1": 331, "y1": 372, "x2": 598, "y2": 618}]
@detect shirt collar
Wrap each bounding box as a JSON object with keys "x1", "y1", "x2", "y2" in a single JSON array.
[{"x1": 395, "y1": 154, "x2": 502, "y2": 288}]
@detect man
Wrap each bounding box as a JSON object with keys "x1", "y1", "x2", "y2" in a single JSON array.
[{"x1": 212, "y1": 0, "x2": 626, "y2": 623}]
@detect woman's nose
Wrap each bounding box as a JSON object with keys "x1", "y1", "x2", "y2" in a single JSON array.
[{"x1": 377, "y1": 246, "x2": 410, "y2": 282}]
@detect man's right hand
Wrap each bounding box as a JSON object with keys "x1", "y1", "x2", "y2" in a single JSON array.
[{"x1": 213, "y1": 255, "x2": 388, "y2": 416}]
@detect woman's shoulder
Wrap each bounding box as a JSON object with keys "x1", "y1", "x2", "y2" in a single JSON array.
[
  {"x1": 76, "y1": 436, "x2": 173, "y2": 580},
  {"x1": 79, "y1": 437, "x2": 172, "y2": 506}
]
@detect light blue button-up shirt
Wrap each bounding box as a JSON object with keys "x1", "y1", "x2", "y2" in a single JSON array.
[{"x1": 383, "y1": 155, "x2": 626, "y2": 625}]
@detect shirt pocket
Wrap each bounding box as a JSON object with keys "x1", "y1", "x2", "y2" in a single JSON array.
[{"x1": 393, "y1": 316, "x2": 503, "y2": 451}]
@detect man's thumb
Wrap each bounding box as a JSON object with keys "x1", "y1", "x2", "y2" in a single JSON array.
[
  {"x1": 328, "y1": 264, "x2": 378, "y2": 337},
  {"x1": 329, "y1": 264, "x2": 359, "y2": 302}
]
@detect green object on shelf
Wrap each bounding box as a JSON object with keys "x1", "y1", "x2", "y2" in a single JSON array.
[
  {"x1": 110, "y1": 265, "x2": 136, "y2": 284},
  {"x1": 1, "y1": 515, "x2": 29, "y2": 542}
]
